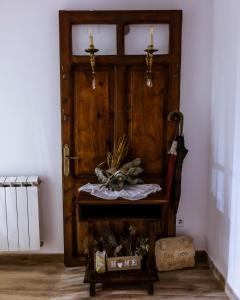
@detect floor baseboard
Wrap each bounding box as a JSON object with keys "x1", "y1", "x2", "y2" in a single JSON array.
[
  {"x1": 0, "y1": 250, "x2": 208, "y2": 265},
  {"x1": 0, "y1": 253, "x2": 64, "y2": 265},
  {"x1": 195, "y1": 250, "x2": 208, "y2": 264},
  {"x1": 225, "y1": 282, "x2": 239, "y2": 300},
  {"x1": 207, "y1": 255, "x2": 225, "y2": 288},
  {"x1": 207, "y1": 254, "x2": 239, "y2": 300}
]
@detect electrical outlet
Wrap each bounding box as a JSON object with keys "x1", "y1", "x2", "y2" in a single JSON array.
[{"x1": 176, "y1": 217, "x2": 184, "y2": 227}]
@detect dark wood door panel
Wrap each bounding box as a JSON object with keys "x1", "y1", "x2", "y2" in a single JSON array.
[
  {"x1": 73, "y1": 69, "x2": 113, "y2": 177},
  {"x1": 60, "y1": 10, "x2": 182, "y2": 267},
  {"x1": 127, "y1": 67, "x2": 169, "y2": 175}
]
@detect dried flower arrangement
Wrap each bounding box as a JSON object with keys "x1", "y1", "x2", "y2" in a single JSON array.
[
  {"x1": 95, "y1": 136, "x2": 144, "y2": 191},
  {"x1": 94, "y1": 225, "x2": 149, "y2": 258}
]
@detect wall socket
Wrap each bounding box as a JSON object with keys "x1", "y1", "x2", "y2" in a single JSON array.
[{"x1": 176, "y1": 217, "x2": 184, "y2": 227}]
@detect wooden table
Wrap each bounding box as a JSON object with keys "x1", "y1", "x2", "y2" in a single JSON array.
[{"x1": 76, "y1": 191, "x2": 169, "y2": 297}]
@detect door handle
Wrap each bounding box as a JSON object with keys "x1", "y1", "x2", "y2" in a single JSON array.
[
  {"x1": 63, "y1": 144, "x2": 79, "y2": 177},
  {"x1": 66, "y1": 156, "x2": 79, "y2": 160}
]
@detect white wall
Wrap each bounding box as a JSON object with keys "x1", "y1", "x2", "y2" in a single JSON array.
[
  {"x1": 0, "y1": 0, "x2": 213, "y2": 253},
  {"x1": 207, "y1": 0, "x2": 234, "y2": 277},
  {"x1": 208, "y1": 0, "x2": 240, "y2": 298}
]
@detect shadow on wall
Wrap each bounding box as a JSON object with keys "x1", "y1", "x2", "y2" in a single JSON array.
[
  {"x1": 208, "y1": 0, "x2": 240, "y2": 297},
  {"x1": 226, "y1": 25, "x2": 240, "y2": 298}
]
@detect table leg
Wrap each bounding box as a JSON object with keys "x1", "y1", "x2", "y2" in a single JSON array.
[
  {"x1": 148, "y1": 282, "x2": 154, "y2": 295},
  {"x1": 90, "y1": 282, "x2": 96, "y2": 297},
  {"x1": 88, "y1": 221, "x2": 95, "y2": 271}
]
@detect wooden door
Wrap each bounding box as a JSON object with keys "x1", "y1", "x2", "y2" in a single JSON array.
[
  {"x1": 127, "y1": 66, "x2": 169, "y2": 177},
  {"x1": 59, "y1": 10, "x2": 182, "y2": 267},
  {"x1": 72, "y1": 67, "x2": 114, "y2": 178}
]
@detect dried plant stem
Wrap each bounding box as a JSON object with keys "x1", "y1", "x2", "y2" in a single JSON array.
[{"x1": 107, "y1": 136, "x2": 129, "y2": 170}]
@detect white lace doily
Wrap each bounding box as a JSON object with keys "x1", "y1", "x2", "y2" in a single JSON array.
[{"x1": 79, "y1": 183, "x2": 161, "y2": 200}]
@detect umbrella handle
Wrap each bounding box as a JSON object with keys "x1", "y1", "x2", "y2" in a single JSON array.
[{"x1": 168, "y1": 110, "x2": 184, "y2": 136}]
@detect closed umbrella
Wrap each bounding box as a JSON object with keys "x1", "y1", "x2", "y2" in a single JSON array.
[
  {"x1": 164, "y1": 111, "x2": 182, "y2": 198},
  {"x1": 170, "y1": 112, "x2": 188, "y2": 213},
  {"x1": 165, "y1": 138, "x2": 178, "y2": 199}
]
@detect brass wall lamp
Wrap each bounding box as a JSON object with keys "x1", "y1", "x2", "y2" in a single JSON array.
[
  {"x1": 85, "y1": 30, "x2": 99, "y2": 90},
  {"x1": 144, "y1": 27, "x2": 158, "y2": 88}
]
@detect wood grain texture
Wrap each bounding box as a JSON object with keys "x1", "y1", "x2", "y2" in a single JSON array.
[
  {"x1": 0, "y1": 254, "x2": 228, "y2": 299},
  {"x1": 73, "y1": 69, "x2": 113, "y2": 176},
  {"x1": 60, "y1": 10, "x2": 182, "y2": 267},
  {"x1": 127, "y1": 67, "x2": 169, "y2": 175}
]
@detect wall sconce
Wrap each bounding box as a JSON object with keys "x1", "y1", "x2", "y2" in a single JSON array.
[
  {"x1": 144, "y1": 27, "x2": 158, "y2": 88},
  {"x1": 85, "y1": 30, "x2": 99, "y2": 90}
]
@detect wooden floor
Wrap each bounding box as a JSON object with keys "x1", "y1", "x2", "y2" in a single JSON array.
[{"x1": 0, "y1": 255, "x2": 228, "y2": 300}]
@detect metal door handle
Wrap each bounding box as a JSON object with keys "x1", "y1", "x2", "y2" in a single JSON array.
[
  {"x1": 63, "y1": 144, "x2": 79, "y2": 176},
  {"x1": 66, "y1": 156, "x2": 79, "y2": 160}
]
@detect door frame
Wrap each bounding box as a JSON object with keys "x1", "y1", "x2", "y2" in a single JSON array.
[{"x1": 59, "y1": 10, "x2": 182, "y2": 267}]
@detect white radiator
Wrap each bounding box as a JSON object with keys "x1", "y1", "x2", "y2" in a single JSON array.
[{"x1": 0, "y1": 176, "x2": 40, "y2": 251}]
